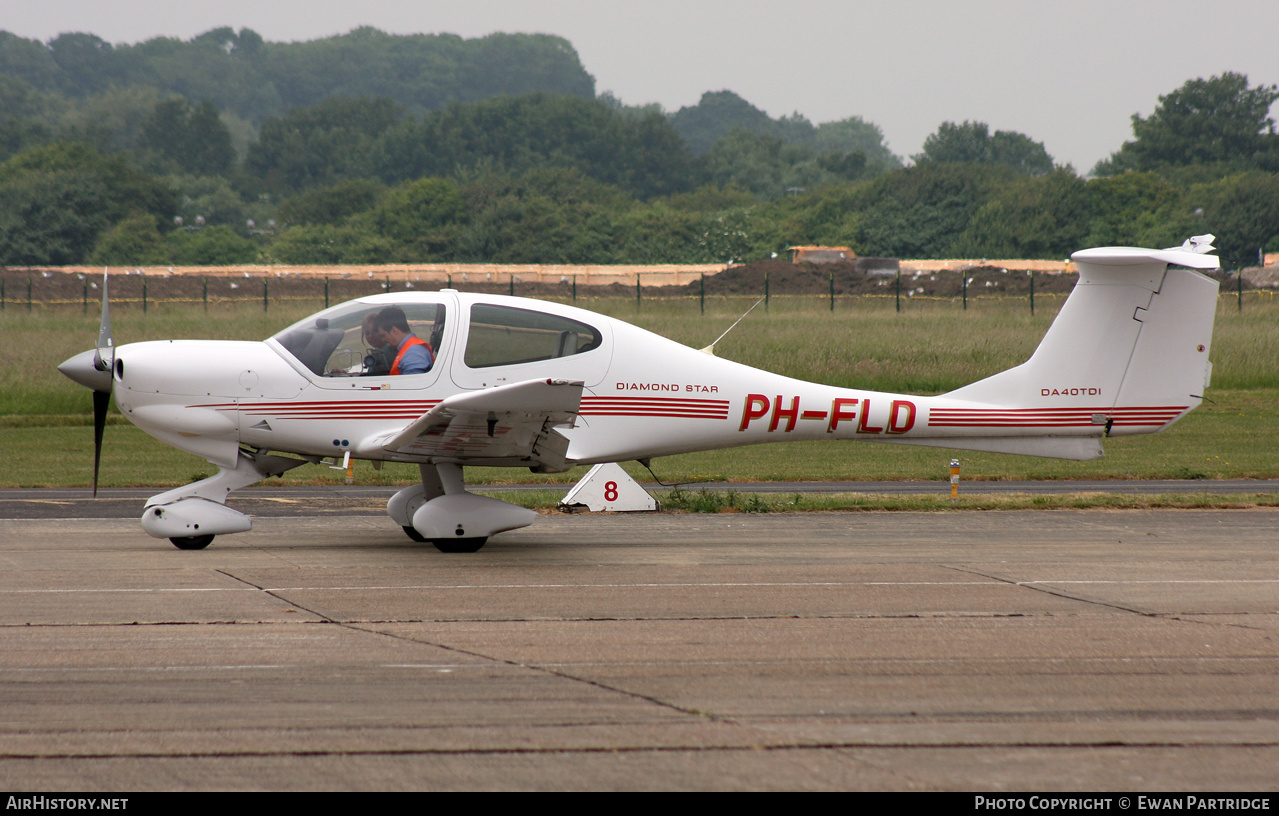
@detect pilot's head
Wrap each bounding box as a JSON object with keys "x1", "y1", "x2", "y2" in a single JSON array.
[
  {"x1": 362, "y1": 312, "x2": 388, "y2": 348},
  {"x1": 375, "y1": 306, "x2": 411, "y2": 337}
]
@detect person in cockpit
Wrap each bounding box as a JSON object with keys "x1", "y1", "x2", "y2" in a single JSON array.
[
  {"x1": 361, "y1": 312, "x2": 394, "y2": 375},
  {"x1": 376, "y1": 306, "x2": 433, "y2": 375}
]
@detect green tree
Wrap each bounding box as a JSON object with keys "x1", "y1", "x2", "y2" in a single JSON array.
[
  {"x1": 669, "y1": 90, "x2": 783, "y2": 154},
  {"x1": 701, "y1": 128, "x2": 878, "y2": 198},
  {"x1": 166, "y1": 224, "x2": 257, "y2": 264},
  {"x1": 457, "y1": 32, "x2": 595, "y2": 103},
  {"x1": 1195, "y1": 172, "x2": 1279, "y2": 266},
  {"x1": 89, "y1": 213, "x2": 170, "y2": 264},
  {"x1": 814, "y1": 116, "x2": 901, "y2": 167},
  {"x1": 608, "y1": 110, "x2": 701, "y2": 199},
  {"x1": 1083, "y1": 172, "x2": 1188, "y2": 248},
  {"x1": 917, "y1": 121, "x2": 1054, "y2": 175},
  {"x1": 815, "y1": 150, "x2": 869, "y2": 182},
  {"x1": 0, "y1": 170, "x2": 108, "y2": 264},
  {"x1": 695, "y1": 207, "x2": 757, "y2": 263},
  {"x1": 669, "y1": 92, "x2": 900, "y2": 184},
  {"x1": 0, "y1": 141, "x2": 176, "y2": 222},
  {"x1": 851, "y1": 162, "x2": 1016, "y2": 257},
  {"x1": 702, "y1": 129, "x2": 796, "y2": 196},
  {"x1": 951, "y1": 169, "x2": 1090, "y2": 258},
  {"x1": 989, "y1": 130, "x2": 1057, "y2": 175},
  {"x1": 361, "y1": 177, "x2": 466, "y2": 260},
  {"x1": 48, "y1": 33, "x2": 123, "y2": 96},
  {"x1": 277, "y1": 179, "x2": 385, "y2": 226},
  {"x1": 54, "y1": 84, "x2": 164, "y2": 156},
  {"x1": 266, "y1": 223, "x2": 395, "y2": 264},
  {"x1": 0, "y1": 31, "x2": 63, "y2": 92},
  {"x1": 611, "y1": 202, "x2": 704, "y2": 263},
  {"x1": 141, "y1": 27, "x2": 595, "y2": 122},
  {"x1": 0, "y1": 75, "x2": 56, "y2": 161},
  {"x1": 374, "y1": 94, "x2": 696, "y2": 200},
  {"x1": 1097, "y1": 73, "x2": 1279, "y2": 174},
  {"x1": 659, "y1": 185, "x2": 757, "y2": 213},
  {"x1": 0, "y1": 142, "x2": 176, "y2": 264},
  {"x1": 123, "y1": 29, "x2": 283, "y2": 125},
  {"x1": 245, "y1": 96, "x2": 404, "y2": 194},
  {"x1": 452, "y1": 168, "x2": 626, "y2": 263},
  {"x1": 168, "y1": 174, "x2": 251, "y2": 230},
  {"x1": 597, "y1": 91, "x2": 664, "y2": 122},
  {"x1": 141, "y1": 98, "x2": 236, "y2": 176},
  {"x1": 918, "y1": 120, "x2": 991, "y2": 163},
  {"x1": 765, "y1": 184, "x2": 864, "y2": 249}
]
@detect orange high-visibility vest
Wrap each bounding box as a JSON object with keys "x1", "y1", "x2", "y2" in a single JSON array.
[{"x1": 390, "y1": 336, "x2": 431, "y2": 375}]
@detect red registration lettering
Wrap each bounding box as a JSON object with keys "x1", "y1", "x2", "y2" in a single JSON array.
[
  {"x1": 887, "y1": 400, "x2": 916, "y2": 434},
  {"x1": 856, "y1": 398, "x2": 884, "y2": 434},
  {"x1": 770, "y1": 395, "x2": 800, "y2": 432},
  {"x1": 827, "y1": 398, "x2": 859, "y2": 433},
  {"x1": 740, "y1": 394, "x2": 770, "y2": 431}
]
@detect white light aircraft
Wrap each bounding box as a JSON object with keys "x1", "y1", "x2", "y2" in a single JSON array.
[{"x1": 59, "y1": 237, "x2": 1221, "y2": 552}]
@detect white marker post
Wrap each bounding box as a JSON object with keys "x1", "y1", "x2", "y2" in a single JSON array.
[{"x1": 560, "y1": 463, "x2": 659, "y2": 512}]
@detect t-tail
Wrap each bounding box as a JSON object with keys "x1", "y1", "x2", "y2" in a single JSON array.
[{"x1": 901, "y1": 236, "x2": 1221, "y2": 461}]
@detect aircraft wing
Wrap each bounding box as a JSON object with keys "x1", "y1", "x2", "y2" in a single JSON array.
[{"x1": 363, "y1": 378, "x2": 584, "y2": 471}]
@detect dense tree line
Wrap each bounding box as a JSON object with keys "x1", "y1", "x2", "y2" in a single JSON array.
[
  {"x1": 0, "y1": 27, "x2": 594, "y2": 123},
  {"x1": 0, "y1": 26, "x2": 1275, "y2": 269}
]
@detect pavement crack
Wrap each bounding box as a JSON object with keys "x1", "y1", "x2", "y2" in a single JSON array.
[
  {"x1": 214, "y1": 569, "x2": 339, "y2": 623},
  {"x1": 343, "y1": 622, "x2": 735, "y2": 724},
  {"x1": 944, "y1": 565, "x2": 1156, "y2": 616},
  {"x1": 6, "y1": 739, "x2": 1278, "y2": 762},
  {"x1": 945, "y1": 566, "x2": 1279, "y2": 633}
]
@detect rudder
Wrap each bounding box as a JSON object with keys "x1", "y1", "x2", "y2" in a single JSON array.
[{"x1": 945, "y1": 238, "x2": 1220, "y2": 437}]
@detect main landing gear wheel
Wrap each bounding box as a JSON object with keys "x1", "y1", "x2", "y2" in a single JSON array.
[
  {"x1": 402, "y1": 526, "x2": 427, "y2": 542},
  {"x1": 431, "y1": 537, "x2": 487, "y2": 554},
  {"x1": 170, "y1": 534, "x2": 215, "y2": 550}
]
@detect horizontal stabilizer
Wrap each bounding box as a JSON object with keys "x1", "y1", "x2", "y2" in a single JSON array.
[{"x1": 1071, "y1": 240, "x2": 1221, "y2": 273}]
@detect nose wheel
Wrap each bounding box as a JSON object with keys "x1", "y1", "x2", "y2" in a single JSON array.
[
  {"x1": 400, "y1": 526, "x2": 487, "y2": 552},
  {"x1": 432, "y1": 537, "x2": 487, "y2": 553},
  {"x1": 170, "y1": 535, "x2": 215, "y2": 550}
]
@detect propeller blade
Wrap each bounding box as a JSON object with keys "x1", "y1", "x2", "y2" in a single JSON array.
[
  {"x1": 93, "y1": 269, "x2": 113, "y2": 373},
  {"x1": 92, "y1": 389, "x2": 109, "y2": 497}
]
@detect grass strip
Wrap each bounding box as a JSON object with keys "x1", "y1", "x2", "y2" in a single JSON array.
[{"x1": 486, "y1": 488, "x2": 1279, "y2": 513}]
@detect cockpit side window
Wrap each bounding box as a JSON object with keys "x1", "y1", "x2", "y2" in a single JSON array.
[
  {"x1": 272, "y1": 301, "x2": 446, "y2": 377},
  {"x1": 463, "y1": 304, "x2": 601, "y2": 369}
]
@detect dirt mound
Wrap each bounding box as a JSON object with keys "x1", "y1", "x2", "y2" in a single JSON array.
[
  {"x1": 1243, "y1": 264, "x2": 1279, "y2": 288},
  {"x1": 688, "y1": 260, "x2": 1080, "y2": 297}
]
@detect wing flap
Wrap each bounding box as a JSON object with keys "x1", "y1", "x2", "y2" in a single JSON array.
[{"x1": 360, "y1": 378, "x2": 584, "y2": 469}]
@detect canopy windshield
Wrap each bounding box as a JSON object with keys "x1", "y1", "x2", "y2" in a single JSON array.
[{"x1": 271, "y1": 300, "x2": 447, "y2": 377}]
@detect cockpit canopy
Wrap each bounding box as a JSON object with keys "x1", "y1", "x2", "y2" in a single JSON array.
[{"x1": 270, "y1": 296, "x2": 604, "y2": 378}]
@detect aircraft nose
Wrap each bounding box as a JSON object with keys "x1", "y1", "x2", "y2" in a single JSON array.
[{"x1": 58, "y1": 349, "x2": 113, "y2": 393}]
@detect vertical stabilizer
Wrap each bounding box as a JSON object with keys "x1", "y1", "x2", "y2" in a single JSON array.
[{"x1": 944, "y1": 239, "x2": 1219, "y2": 434}]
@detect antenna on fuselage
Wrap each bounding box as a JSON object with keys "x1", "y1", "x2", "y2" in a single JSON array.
[{"x1": 699, "y1": 296, "x2": 764, "y2": 356}]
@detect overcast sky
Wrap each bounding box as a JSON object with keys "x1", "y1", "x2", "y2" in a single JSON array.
[{"x1": 7, "y1": 0, "x2": 1278, "y2": 172}]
